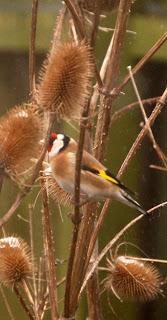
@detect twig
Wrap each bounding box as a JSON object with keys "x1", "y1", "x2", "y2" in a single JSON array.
[
  {"x1": 29, "y1": 205, "x2": 39, "y2": 318},
  {"x1": 0, "y1": 114, "x2": 54, "y2": 227},
  {"x1": 150, "y1": 164, "x2": 167, "y2": 172},
  {"x1": 14, "y1": 285, "x2": 35, "y2": 320},
  {"x1": 29, "y1": 0, "x2": 38, "y2": 98},
  {"x1": 41, "y1": 172, "x2": 59, "y2": 320},
  {"x1": 118, "y1": 87, "x2": 167, "y2": 177},
  {"x1": 110, "y1": 97, "x2": 159, "y2": 124},
  {"x1": 64, "y1": 0, "x2": 103, "y2": 88},
  {"x1": 0, "y1": 285, "x2": 15, "y2": 320},
  {"x1": 64, "y1": 0, "x2": 85, "y2": 39},
  {"x1": 116, "y1": 32, "x2": 167, "y2": 95},
  {"x1": 80, "y1": 201, "x2": 167, "y2": 296},
  {"x1": 90, "y1": 5, "x2": 100, "y2": 47},
  {"x1": 50, "y1": 6, "x2": 67, "y2": 57},
  {"x1": 64, "y1": 102, "x2": 91, "y2": 316},
  {"x1": 127, "y1": 66, "x2": 167, "y2": 167}
]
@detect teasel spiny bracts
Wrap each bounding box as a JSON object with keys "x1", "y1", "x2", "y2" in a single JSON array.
[
  {"x1": 78, "y1": 0, "x2": 120, "y2": 13},
  {"x1": 44, "y1": 174, "x2": 72, "y2": 206},
  {"x1": 0, "y1": 104, "x2": 42, "y2": 182},
  {"x1": 104, "y1": 255, "x2": 163, "y2": 301},
  {"x1": 0, "y1": 236, "x2": 32, "y2": 287},
  {"x1": 38, "y1": 42, "x2": 94, "y2": 120}
]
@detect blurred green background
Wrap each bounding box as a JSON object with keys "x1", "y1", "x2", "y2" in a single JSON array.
[{"x1": 0, "y1": 0, "x2": 167, "y2": 319}]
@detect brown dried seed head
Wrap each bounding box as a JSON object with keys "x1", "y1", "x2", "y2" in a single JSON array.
[
  {"x1": 0, "y1": 237, "x2": 32, "y2": 286},
  {"x1": 105, "y1": 256, "x2": 162, "y2": 301},
  {"x1": 38, "y1": 42, "x2": 94, "y2": 119},
  {"x1": 45, "y1": 175, "x2": 72, "y2": 206},
  {"x1": 0, "y1": 104, "x2": 42, "y2": 178},
  {"x1": 78, "y1": 0, "x2": 120, "y2": 12}
]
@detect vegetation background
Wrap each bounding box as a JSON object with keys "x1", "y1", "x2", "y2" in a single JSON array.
[{"x1": 0, "y1": 0, "x2": 166, "y2": 319}]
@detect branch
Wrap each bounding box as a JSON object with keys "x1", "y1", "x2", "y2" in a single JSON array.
[
  {"x1": 94, "y1": 0, "x2": 132, "y2": 161},
  {"x1": 110, "y1": 97, "x2": 159, "y2": 124},
  {"x1": 29, "y1": 0, "x2": 38, "y2": 98},
  {"x1": 116, "y1": 31, "x2": 167, "y2": 95},
  {"x1": 41, "y1": 172, "x2": 59, "y2": 320},
  {"x1": 118, "y1": 87, "x2": 167, "y2": 177}
]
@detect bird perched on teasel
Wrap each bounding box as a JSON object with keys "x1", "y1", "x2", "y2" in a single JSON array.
[{"x1": 45, "y1": 133, "x2": 147, "y2": 214}]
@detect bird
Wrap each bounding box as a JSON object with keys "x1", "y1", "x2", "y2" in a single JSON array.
[{"x1": 46, "y1": 133, "x2": 147, "y2": 214}]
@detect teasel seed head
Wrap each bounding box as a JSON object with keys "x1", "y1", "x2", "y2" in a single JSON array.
[
  {"x1": 78, "y1": 0, "x2": 120, "y2": 13},
  {"x1": 0, "y1": 237, "x2": 32, "y2": 286},
  {"x1": 38, "y1": 42, "x2": 94, "y2": 120},
  {"x1": 44, "y1": 175, "x2": 72, "y2": 206},
  {"x1": 104, "y1": 255, "x2": 163, "y2": 301},
  {"x1": 0, "y1": 104, "x2": 42, "y2": 180}
]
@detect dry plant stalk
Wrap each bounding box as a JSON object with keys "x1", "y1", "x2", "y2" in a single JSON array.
[
  {"x1": 38, "y1": 42, "x2": 94, "y2": 120},
  {"x1": 78, "y1": 0, "x2": 120, "y2": 13}
]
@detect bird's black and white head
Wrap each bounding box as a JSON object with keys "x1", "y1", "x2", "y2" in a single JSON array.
[{"x1": 47, "y1": 133, "x2": 70, "y2": 158}]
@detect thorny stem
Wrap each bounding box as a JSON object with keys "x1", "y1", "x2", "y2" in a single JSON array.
[
  {"x1": 29, "y1": 205, "x2": 39, "y2": 318},
  {"x1": 0, "y1": 285, "x2": 15, "y2": 320},
  {"x1": 128, "y1": 66, "x2": 167, "y2": 167},
  {"x1": 80, "y1": 201, "x2": 167, "y2": 296},
  {"x1": 94, "y1": 0, "x2": 132, "y2": 161},
  {"x1": 64, "y1": 107, "x2": 90, "y2": 317},
  {"x1": 41, "y1": 172, "x2": 59, "y2": 320},
  {"x1": 116, "y1": 31, "x2": 167, "y2": 95},
  {"x1": 118, "y1": 87, "x2": 167, "y2": 177},
  {"x1": 14, "y1": 285, "x2": 35, "y2": 320},
  {"x1": 50, "y1": 6, "x2": 67, "y2": 57},
  {"x1": 64, "y1": 0, "x2": 103, "y2": 88},
  {"x1": 110, "y1": 97, "x2": 159, "y2": 124},
  {"x1": 29, "y1": 0, "x2": 38, "y2": 98}
]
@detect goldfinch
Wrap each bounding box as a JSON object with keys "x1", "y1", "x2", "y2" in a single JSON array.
[{"x1": 46, "y1": 133, "x2": 147, "y2": 214}]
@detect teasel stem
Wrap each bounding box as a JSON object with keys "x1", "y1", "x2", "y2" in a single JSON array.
[
  {"x1": 41, "y1": 172, "x2": 59, "y2": 320},
  {"x1": 64, "y1": 0, "x2": 103, "y2": 88},
  {"x1": 22, "y1": 279, "x2": 34, "y2": 305},
  {"x1": 0, "y1": 285, "x2": 15, "y2": 320},
  {"x1": 14, "y1": 285, "x2": 35, "y2": 320},
  {"x1": 29, "y1": 0, "x2": 38, "y2": 99}
]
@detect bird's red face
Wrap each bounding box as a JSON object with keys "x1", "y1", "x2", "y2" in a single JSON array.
[
  {"x1": 47, "y1": 133, "x2": 70, "y2": 156},
  {"x1": 48, "y1": 133, "x2": 57, "y2": 152}
]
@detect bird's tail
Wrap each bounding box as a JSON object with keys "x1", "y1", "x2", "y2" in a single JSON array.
[{"x1": 118, "y1": 189, "x2": 147, "y2": 215}]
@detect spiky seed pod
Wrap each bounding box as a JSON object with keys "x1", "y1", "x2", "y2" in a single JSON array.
[
  {"x1": 78, "y1": 0, "x2": 120, "y2": 13},
  {"x1": 0, "y1": 237, "x2": 32, "y2": 286},
  {"x1": 104, "y1": 256, "x2": 163, "y2": 301},
  {"x1": 38, "y1": 42, "x2": 94, "y2": 120},
  {"x1": 0, "y1": 104, "x2": 42, "y2": 180},
  {"x1": 45, "y1": 175, "x2": 72, "y2": 206}
]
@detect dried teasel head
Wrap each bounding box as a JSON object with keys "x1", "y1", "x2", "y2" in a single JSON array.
[
  {"x1": 44, "y1": 174, "x2": 72, "y2": 206},
  {"x1": 0, "y1": 237, "x2": 32, "y2": 286},
  {"x1": 0, "y1": 104, "x2": 42, "y2": 181},
  {"x1": 78, "y1": 0, "x2": 120, "y2": 13},
  {"x1": 104, "y1": 255, "x2": 163, "y2": 301},
  {"x1": 38, "y1": 42, "x2": 94, "y2": 120}
]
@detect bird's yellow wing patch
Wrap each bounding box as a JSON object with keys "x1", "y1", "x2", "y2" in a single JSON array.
[{"x1": 98, "y1": 170, "x2": 119, "y2": 185}]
